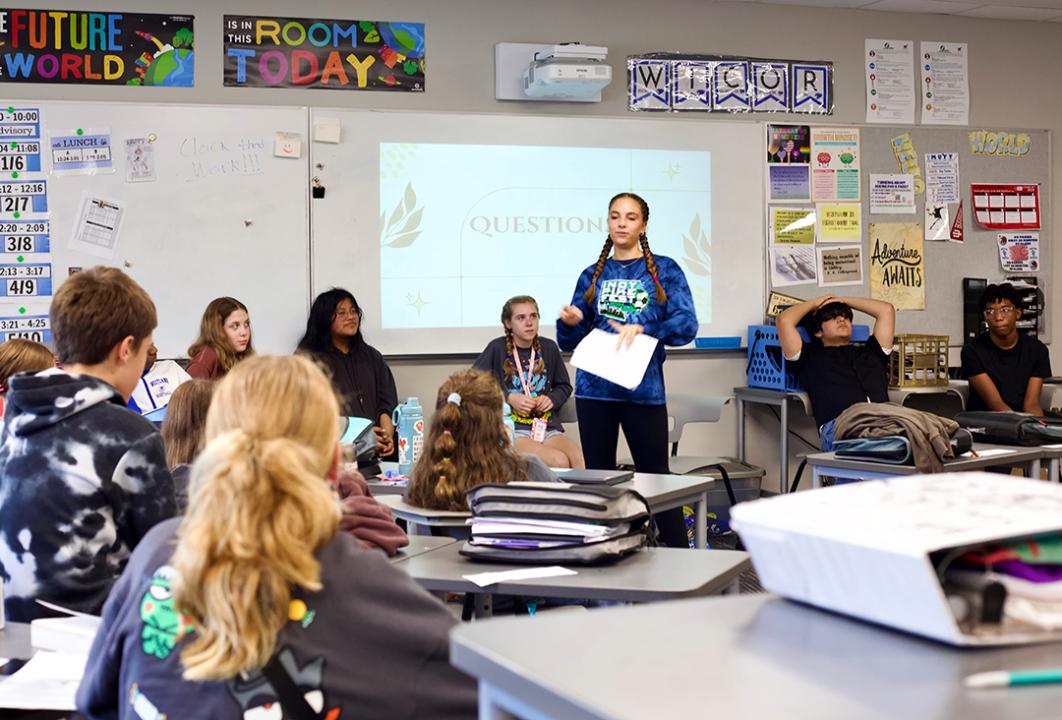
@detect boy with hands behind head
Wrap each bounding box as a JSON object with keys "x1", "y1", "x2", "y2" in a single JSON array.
[{"x1": 777, "y1": 294, "x2": 896, "y2": 451}]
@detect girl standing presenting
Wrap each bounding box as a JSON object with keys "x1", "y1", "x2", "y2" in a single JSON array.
[
  {"x1": 186, "y1": 297, "x2": 254, "y2": 380},
  {"x1": 473, "y1": 295, "x2": 584, "y2": 469},
  {"x1": 557, "y1": 192, "x2": 698, "y2": 548}
]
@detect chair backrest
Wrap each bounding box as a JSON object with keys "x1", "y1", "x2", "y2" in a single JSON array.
[
  {"x1": 667, "y1": 394, "x2": 731, "y2": 450},
  {"x1": 555, "y1": 399, "x2": 578, "y2": 425}
]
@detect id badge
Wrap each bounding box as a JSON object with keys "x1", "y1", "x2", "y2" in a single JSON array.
[{"x1": 531, "y1": 417, "x2": 548, "y2": 443}]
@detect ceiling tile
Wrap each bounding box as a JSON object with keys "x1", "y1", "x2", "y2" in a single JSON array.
[
  {"x1": 957, "y1": 4, "x2": 1062, "y2": 18},
  {"x1": 860, "y1": 0, "x2": 981, "y2": 12}
]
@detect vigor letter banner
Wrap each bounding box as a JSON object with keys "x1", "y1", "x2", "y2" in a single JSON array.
[
  {"x1": 223, "y1": 15, "x2": 425, "y2": 92},
  {"x1": 0, "y1": 9, "x2": 194, "y2": 86}
]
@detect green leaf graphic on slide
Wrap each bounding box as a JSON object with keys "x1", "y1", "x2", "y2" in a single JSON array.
[
  {"x1": 682, "y1": 214, "x2": 711, "y2": 277},
  {"x1": 380, "y1": 182, "x2": 423, "y2": 248}
]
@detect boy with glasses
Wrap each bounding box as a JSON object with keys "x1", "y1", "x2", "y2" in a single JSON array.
[{"x1": 961, "y1": 283, "x2": 1050, "y2": 414}]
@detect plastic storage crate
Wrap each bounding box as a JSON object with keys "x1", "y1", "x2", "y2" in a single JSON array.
[
  {"x1": 889, "y1": 334, "x2": 949, "y2": 387},
  {"x1": 746, "y1": 324, "x2": 870, "y2": 391}
]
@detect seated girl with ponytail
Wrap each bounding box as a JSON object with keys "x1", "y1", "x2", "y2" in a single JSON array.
[
  {"x1": 406, "y1": 368, "x2": 558, "y2": 512},
  {"x1": 77, "y1": 356, "x2": 475, "y2": 720}
]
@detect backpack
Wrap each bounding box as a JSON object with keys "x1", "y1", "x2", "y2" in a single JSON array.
[
  {"x1": 955, "y1": 411, "x2": 1062, "y2": 446},
  {"x1": 459, "y1": 482, "x2": 651, "y2": 564}
]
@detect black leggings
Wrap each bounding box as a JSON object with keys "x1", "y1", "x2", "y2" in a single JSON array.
[{"x1": 575, "y1": 398, "x2": 687, "y2": 548}]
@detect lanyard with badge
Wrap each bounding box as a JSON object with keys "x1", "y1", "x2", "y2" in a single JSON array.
[{"x1": 512, "y1": 345, "x2": 548, "y2": 442}]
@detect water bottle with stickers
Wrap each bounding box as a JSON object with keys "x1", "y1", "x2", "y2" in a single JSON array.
[
  {"x1": 502, "y1": 401, "x2": 516, "y2": 445},
  {"x1": 392, "y1": 397, "x2": 424, "y2": 476}
]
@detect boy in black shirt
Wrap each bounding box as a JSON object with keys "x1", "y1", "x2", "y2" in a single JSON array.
[
  {"x1": 961, "y1": 283, "x2": 1050, "y2": 414},
  {"x1": 778, "y1": 294, "x2": 896, "y2": 450}
]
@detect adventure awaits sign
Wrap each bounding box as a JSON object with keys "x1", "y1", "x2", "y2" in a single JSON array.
[
  {"x1": 223, "y1": 15, "x2": 425, "y2": 91},
  {"x1": 0, "y1": 9, "x2": 194, "y2": 86}
]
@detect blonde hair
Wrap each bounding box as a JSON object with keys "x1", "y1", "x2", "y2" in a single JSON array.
[
  {"x1": 160, "y1": 379, "x2": 215, "y2": 468},
  {"x1": 187, "y1": 297, "x2": 255, "y2": 374},
  {"x1": 407, "y1": 369, "x2": 528, "y2": 511},
  {"x1": 172, "y1": 355, "x2": 340, "y2": 681},
  {"x1": 0, "y1": 339, "x2": 54, "y2": 391}
]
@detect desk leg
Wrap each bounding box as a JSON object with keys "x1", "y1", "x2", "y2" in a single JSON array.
[
  {"x1": 811, "y1": 465, "x2": 821, "y2": 489},
  {"x1": 1029, "y1": 459, "x2": 1042, "y2": 480},
  {"x1": 1051, "y1": 458, "x2": 1060, "y2": 483},
  {"x1": 694, "y1": 491, "x2": 707, "y2": 550},
  {"x1": 478, "y1": 683, "x2": 519, "y2": 720},
  {"x1": 474, "y1": 593, "x2": 493, "y2": 620},
  {"x1": 737, "y1": 396, "x2": 746, "y2": 462},
  {"x1": 779, "y1": 398, "x2": 789, "y2": 494}
]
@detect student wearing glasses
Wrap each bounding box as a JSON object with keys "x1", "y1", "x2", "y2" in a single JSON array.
[
  {"x1": 297, "y1": 289, "x2": 398, "y2": 457},
  {"x1": 961, "y1": 283, "x2": 1050, "y2": 414}
]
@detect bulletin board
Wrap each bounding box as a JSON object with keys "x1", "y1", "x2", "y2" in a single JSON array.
[{"x1": 765, "y1": 124, "x2": 1051, "y2": 345}]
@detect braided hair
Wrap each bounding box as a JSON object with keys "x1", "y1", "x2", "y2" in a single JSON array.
[
  {"x1": 500, "y1": 295, "x2": 545, "y2": 383},
  {"x1": 583, "y1": 192, "x2": 667, "y2": 305},
  {"x1": 406, "y1": 369, "x2": 529, "y2": 511}
]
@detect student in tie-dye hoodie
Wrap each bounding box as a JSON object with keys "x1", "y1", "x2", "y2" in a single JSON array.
[{"x1": 0, "y1": 267, "x2": 176, "y2": 622}]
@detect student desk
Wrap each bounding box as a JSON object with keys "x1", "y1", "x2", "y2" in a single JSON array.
[
  {"x1": 733, "y1": 386, "x2": 813, "y2": 494},
  {"x1": 377, "y1": 473, "x2": 716, "y2": 550},
  {"x1": 451, "y1": 593, "x2": 1062, "y2": 720},
  {"x1": 402, "y1": 544, "x2": 749, "y2": 619},
  {"x1": 1038, "y1": 444, "x2": 1062, "y2": 482},
  {"x1": 390, "y1": 535, "x2": 456, "y2": 563},
  {"x1": 0, "y1": 621, "x2": 32, "y2": 659},
  {"x1": 806, "y1": 443, "x2": 1044, "y2": 487}
]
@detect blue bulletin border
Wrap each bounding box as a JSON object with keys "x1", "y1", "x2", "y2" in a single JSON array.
[
  {"x1": 627, "y1": 53, "x2": 833, "y2": 115},
  {"x1": 0, "y1": 314, "x2": 50, "y2": 344}
]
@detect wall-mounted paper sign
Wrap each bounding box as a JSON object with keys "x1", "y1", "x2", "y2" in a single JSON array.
[
  {"x1": 274, "y1": 131, "x2": 302, "y2": 159},
  {"x1": 817, "y1": 204, "x2": 861, "y2": 242},
  {"x1": 998, "y1": 233, "x2": 1039, "y2": 273},
  {"x1": 970, "y1": 183, "x2": 1040, "y2": 230},
  {"x1": 770, "y1": 207, "x2": 815, "y2": 244},
  {"x1": 818, "y1": 245, "x2": 863, "y2": 287}
]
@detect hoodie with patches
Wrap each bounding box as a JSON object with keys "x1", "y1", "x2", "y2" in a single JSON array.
[{"x1": 0, "y1": 369, "x2": 176, "y2": 622}]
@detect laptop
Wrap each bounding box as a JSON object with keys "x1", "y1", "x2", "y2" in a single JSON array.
[{"x1": 552, "y1": 468, "x2": 633, "y2": 485}]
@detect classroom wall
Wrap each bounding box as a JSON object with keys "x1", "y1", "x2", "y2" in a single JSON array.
[{"x1": 8, "y1": 0, "x2": 1062, "y2": 484}]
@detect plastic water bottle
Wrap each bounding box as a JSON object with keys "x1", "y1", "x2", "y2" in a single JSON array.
[
  {"x1": 392, "y1": 397, "x2": 424, "y2": 476},
  {"x1": 502, "y1": 402, "x2": 516, "y2": 445}
]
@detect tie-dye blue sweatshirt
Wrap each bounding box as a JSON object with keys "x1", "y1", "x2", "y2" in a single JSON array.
[
  {"x1": 556, "y1": 255, "x2": 698, "y2": 405},
  {"x1": 0, "y1": 369, "x2": 176, "y2": 621}
]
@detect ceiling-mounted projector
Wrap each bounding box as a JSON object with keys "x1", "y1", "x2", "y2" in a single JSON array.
[{"x1": 522, "y1": 44, "x2": 612, "y2": 99}]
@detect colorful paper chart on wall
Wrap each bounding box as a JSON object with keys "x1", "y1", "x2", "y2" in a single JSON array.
[
  {"x1": 223, "y1": 15, "x2": 425, "y2": 91},
  {"x1": 0, "y1": 10, "x2": 194, "y2": 87},
  {"x1": 970, "y1": 183, "x2": 1040, "y2": 230}
]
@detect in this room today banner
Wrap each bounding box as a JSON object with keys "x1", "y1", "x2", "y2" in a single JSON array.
[
  {"x1": 0, "y1": 9, "x2": 194, "y2": 86},
  {"x1": 223, "y1": 15, "x2": 425, "y2": 91}
]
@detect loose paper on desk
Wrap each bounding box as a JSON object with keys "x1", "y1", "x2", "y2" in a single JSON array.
[
  {"x1": 570, "y1": 328, "x2": 659, "y2": 390},
  {"x1": 0, "y1": 650, "x2": 86, "y2": 710},
  {"x1": 68, "y1": 193, "x2": 124, "y2": 259},
  {"x1": 463, "y1": 566, "x2": 577, "y2": 588}
]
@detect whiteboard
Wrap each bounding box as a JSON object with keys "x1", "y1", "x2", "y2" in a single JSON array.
[
  {"x1": 309, "y1": 109, "x2": 764, "y2": 355},
  {"x1": 3, "y1": 101, "x2": 310, "y2": 357}
]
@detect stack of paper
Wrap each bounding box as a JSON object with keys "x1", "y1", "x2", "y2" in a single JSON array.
[
  {"x1": 0, "y1": 651, "x2": 87, "y2": 710},
  {"x1": 468, "y1": 517, "x2": 630, "y2": 549}
]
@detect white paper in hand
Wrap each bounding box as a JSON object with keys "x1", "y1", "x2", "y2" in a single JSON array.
[{"x1": 570, "y1": 328, "x2": 659, "y2": 390}]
